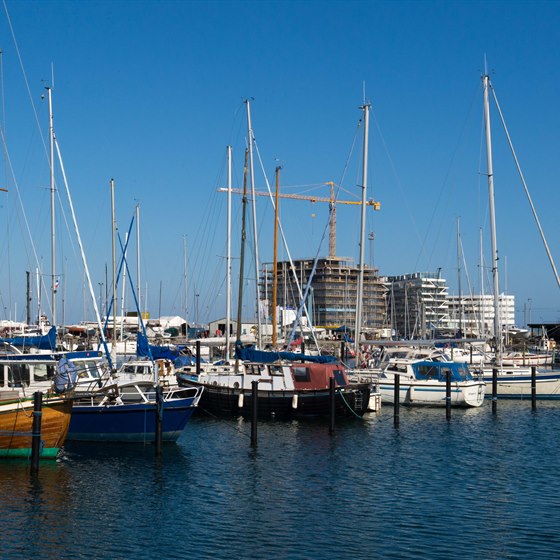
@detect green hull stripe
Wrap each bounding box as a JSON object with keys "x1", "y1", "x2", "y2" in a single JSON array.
[{"x1": 0, "y1": 447, "x2": 60, "y2": 459}]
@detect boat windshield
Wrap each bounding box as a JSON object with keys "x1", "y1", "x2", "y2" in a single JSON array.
[{"x1": 414, "y1": 363, "x2": 473, "y2": 382}]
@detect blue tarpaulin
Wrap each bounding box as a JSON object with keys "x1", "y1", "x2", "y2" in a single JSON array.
[{"x1": 235, "y1": 343, "x2": 336, "y2": 364}]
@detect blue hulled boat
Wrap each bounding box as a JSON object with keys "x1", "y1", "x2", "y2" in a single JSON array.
[{"x1": 67, "y1": 381, "x2": 203, "y2": 443}]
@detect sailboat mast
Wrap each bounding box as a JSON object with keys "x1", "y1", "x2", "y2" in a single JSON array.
[
  {"x1": 110, "y1": 178, "x2": 117, "y2": 352},
  {"x1": 272, "y1": 165, "x2": 281, "y2": 348},
  {"x1": 479, "y1": 228, "x2": 485, "y2": 337},
  {"x1": 482, "y1": 73, "x2": 501, "y2": 360},
  {"x1": 235, "y1": 149, "x2": 249, "y2": 372},
  {"x1": 226, "y1": 145, "x2": 232, "y2": 360},
  {"x1": 136, "y1": 204, "x2": 141, "y2": 327},
  {"x1": 457, "y1": 217, "x2": 463, "y2": 335},
  {"x1": 245, "y1": 99, "x2": 262, "y2": 348},
  {"x1": 183, "y1": 235, "x2": 188, "y2": 333},
  {"x1": 354, "y1": 102, "x2": 370, "y2": 365},
  {"x1": 46, "y1": 86, "x2": 56, "y2": 326}
]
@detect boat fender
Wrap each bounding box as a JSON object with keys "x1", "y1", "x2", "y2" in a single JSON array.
[
  {"x1": 292, "y1": 394, "x2": 298, "y2": 409},
  {"x1": 238, "y1": 392, "x2": 244, "y2": 408}
]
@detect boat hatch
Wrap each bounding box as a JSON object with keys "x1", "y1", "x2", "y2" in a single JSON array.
[{"x1": 333, "y1": 369, "x2": 347, "y2": 386}]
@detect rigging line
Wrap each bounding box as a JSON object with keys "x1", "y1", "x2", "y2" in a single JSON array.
[
  {"x1": 2, "y1": 0, "x2": 49, "y2": 161},
  {"x1": 490, "y1": 83, "x2": 560, "y2": 292},
  {"x1": 412, "y1": 82, "x2": 481, "y2": 271},
  {"x1": 54, "y1": 136, "x2": 112, "y2": 367},
  {"x1": 0, "y1": 125, "x2": 47, "y2": 308},
  {"x1": 252, "y1": 137, "x2": 319, "y2": 349}
]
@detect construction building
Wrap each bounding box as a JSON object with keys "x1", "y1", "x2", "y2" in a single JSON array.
[{"x1": 260, "y1": 256, "x2": 388, "y2": 335}]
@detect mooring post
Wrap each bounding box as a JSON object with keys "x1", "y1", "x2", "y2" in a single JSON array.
[
  {"x1": 196, "y1": 340, "x2": 201, "y2": 376},
  {"x1": 393, "y1": 373, "x2": 400, "y2": 428},
  {"x1": 492, "y1": 367, "x2": 498, "y2": 414},
  {"x1": 340, "y1": 340, "x2": 346, "y2": 362},
  {"x1": 155, "y1": 385, "x2": 163, "y2": 456},
  {"x1": 445, "y1": 369, "x2": 451, "y2": 421},
  {"x1": 470, "y1": 346, "x2": 473, "y2": 365},
  {"x1": 251, "y1": 380, "x2": 258, "y2": 447},
  {"x1": 31, "y1": 391, "x2": 43, "y2": 472},
  {"x1": 329, "y1": 376, "x2": 336, "y2": 435},
  {"x1": 531, "y1": 365, "x2": 537, "y2": 410}
]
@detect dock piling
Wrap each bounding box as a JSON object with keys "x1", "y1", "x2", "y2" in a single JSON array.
[
  {"x1": 445, "y1": 369, "x2": 451, "y2": 421},
  {"x1": 329, "y1": 376, "x2": 335, "y2": 435},
  {"x1": 251, "y1": 380, "x2": 258, "y2": 446},
  {"x1": 393, "y1": 374, "x2": 400, "y2": 428},
  {"x1": 155, "y1": 385, "x2": 163, "y2": 456},
  {"x1": 30, "y1": 391, "x2": 43, "y2": 472},
  {"x1": 492, "y1": 367, "x2": 498, "y2": 414},
  {"x1": 531, "y1": 366, "x2": 537, "y2": 410}
]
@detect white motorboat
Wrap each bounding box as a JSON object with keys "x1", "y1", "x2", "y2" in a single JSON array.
[{"x1": 378, "y1": 359, "x2": 485, "y2": 407}]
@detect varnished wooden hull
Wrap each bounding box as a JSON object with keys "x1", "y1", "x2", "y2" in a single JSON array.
[{"x1": 0, "y1": 396, "x2": 73, "y2": 459}]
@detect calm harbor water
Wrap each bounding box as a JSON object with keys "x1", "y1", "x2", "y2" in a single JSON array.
[{"x1": 2, "y1": 401, "x2": 560, "y2": 559}]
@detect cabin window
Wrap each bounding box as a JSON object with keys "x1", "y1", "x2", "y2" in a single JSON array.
[
  {"x1": 417, "y1": 365, "x2": 439, "y2": 380},
  {"x1": 292, "y1": 367, "x2": 310, "y2": 382},
  {"x1": 32, "y1": 364, "x2": 53, "y2": 382},
  {"x1": 333, "y1": 369, "x2": 347, "y2": 386},
  {"x1": 456, "y1": 366, "x2": 472, "y2": 381},
  {"x1": 8, "y1": 364, "x2": 30, "y2": 387}
]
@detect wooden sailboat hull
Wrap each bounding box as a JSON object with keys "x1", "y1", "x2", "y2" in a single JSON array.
[
  {"x1": 0, "y1": 396, "x2": 72, "y2": 459},
  {"x1": 180, "y1": 379, "x2": 370, "y2": 419}
]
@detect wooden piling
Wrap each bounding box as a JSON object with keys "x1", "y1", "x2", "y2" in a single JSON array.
[
  {"x1": 492, "y1": 367, "x2": 498, "y2": 414},
  {"x1": 393, "y1": 374, "x2": 400, "y2": 428},
  {"x1": 196, "y1": 340, "x2": 201, "y2": 375},
  {"x1": 329, "y1": 376, "x2": 335, "y2": 435},
  {"x1": 31, "y1": 392, "x2": 43, "y2": 472},
  {"x1": 531, "y1": 366, "x2": 537, "y2": 410},
  {"x1": 251, "y1": 380, "x2": 258, "y2": 446},
  {"x1": 445, "y1": 369, "x2": 451, "y2": 421},
  {"x1": 155, "y1": 385, "x2": 163, "y2": 456}
]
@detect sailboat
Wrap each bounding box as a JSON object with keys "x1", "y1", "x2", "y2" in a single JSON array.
[
  {"x1": 479, "y1": 68, "x2": 560, "y2": 399},
  {"x1": 178, "y1": 102, "x2": 371, "y2": 419}
]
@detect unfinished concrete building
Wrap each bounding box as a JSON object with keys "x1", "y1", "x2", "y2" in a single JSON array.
[{"x1": 260, "y1": 256, "x2": 388, "y2": 333}]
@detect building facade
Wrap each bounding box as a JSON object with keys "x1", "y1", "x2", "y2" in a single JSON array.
[
  {"x1": 260, "y1": 256, "x2": 388, "y2": 333},
  {"x1": 386, "y1": 272, "x2": 450, "y2": 338},
  {"x1": 447, "y1": 294, "x2": 515, "y2": 337}
]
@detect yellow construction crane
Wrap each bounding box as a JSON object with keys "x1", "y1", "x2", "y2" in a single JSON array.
[{"x1": 218, "y1": 181, "x2": 381, "y2": 257}]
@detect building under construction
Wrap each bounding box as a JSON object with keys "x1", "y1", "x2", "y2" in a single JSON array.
[{"x1": 260, "y1": 256, "x2": 388, "y2": 334}]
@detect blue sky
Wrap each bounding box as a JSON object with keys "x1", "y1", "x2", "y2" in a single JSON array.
[{"x1": 0, "y1": 0, "x2": 559, "y2": 326}]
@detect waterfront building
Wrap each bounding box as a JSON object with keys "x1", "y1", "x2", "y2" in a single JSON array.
[
  {"x1": 447, "y1": 293, "x2": 515, "y2": 337},
  {"x1": 386, "y1": 272, "x2": 449, "y2": 338},
  {"x1": 260, "y1": 256, "x2": 388, "y2": 335}
]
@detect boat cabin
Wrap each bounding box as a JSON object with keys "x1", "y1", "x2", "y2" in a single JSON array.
[{"x1": 290, "y1": 362, "x2": 348, "y2": 390}]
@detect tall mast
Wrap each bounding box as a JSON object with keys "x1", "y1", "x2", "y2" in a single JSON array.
[
  {"x1": 136, "y1": 203, "x2": 141, "y2": 327},
  {"x1": 46, "y1": 86, "x2": 56, "y2": 325},
  {"x1": 110, "y1": 178, "x2": 117, "y2": 352},
  {"x1": 482, "y1": 71, "x2": 501, "y2": 361},
  {"x1": 225, "y1": 145, "x2": 232, "y2": 360},
  {"x1": 272, "y1": 165, "x2": 281, "y2": 348},
  {"x1": 183, "y1": 235, "x2": 188, "y2": 332},
  {"x1": 457, "y1": 217, "x2": 463, "y2": 336},
  {"x1": 479, "y1": 227, "x2": 485, "y2": 338},
  {"x1": 245, "y1": 99, "x2": 262, "y2": 348},
  {"x1": 235, "y1": 149, "x2": 249, "y2": 372},
  {"x1": 354, "y1": 102, "x2": 370, "y2": 366}
]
